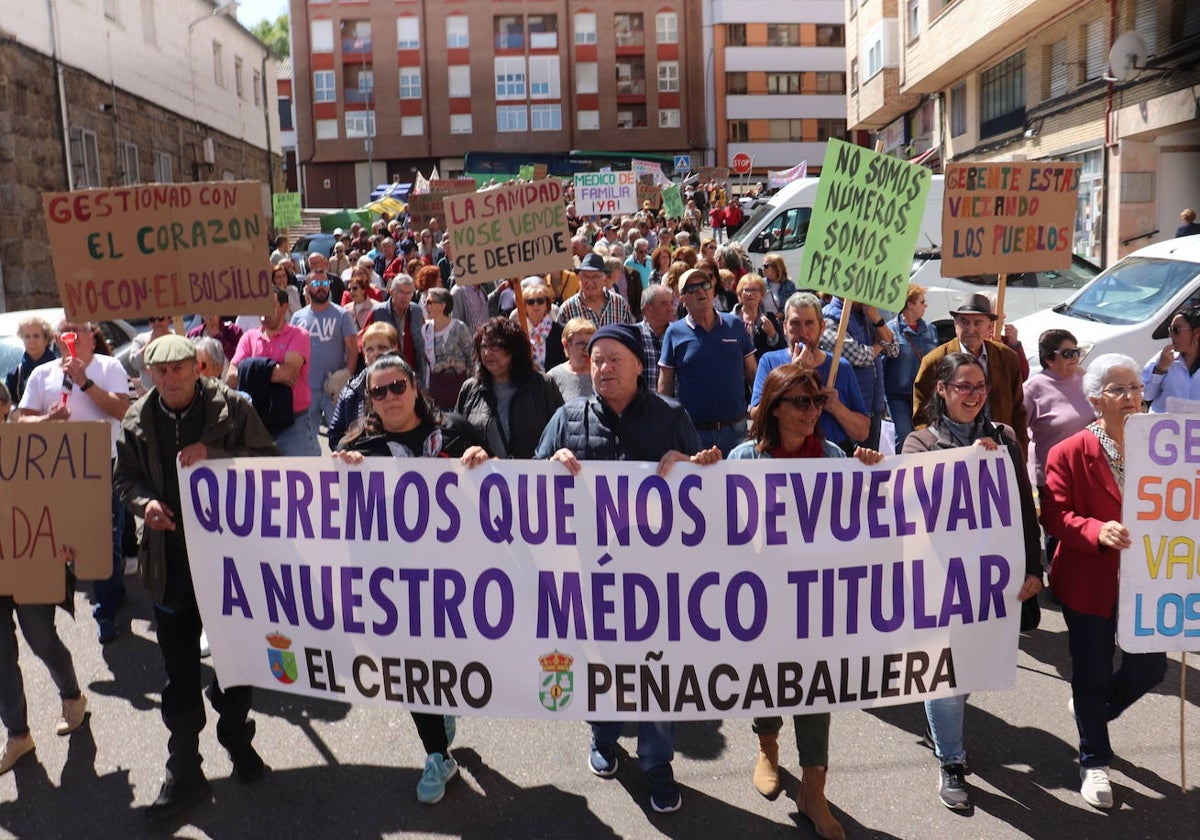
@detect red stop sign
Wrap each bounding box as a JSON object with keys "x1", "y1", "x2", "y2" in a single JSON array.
[{"x1": 731, "y1": 153, "x2": 753, "y2": 175}]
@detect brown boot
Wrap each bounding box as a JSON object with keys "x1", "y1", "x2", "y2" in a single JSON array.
[
  {"x1": 795, "y1": 766, "x2": 846, "y2": 840},
  {"x1": 753, "y1": 733, "x2": 780, "y2": 796}
]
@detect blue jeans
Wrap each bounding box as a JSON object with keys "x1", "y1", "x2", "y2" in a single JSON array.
[
  {"x1": 590, "y1": 721, "x2": 674, "y2": 773},
  {"x1": 274, "y1": 410, "x2": 320, "y2": 456},
  {"x1": 925, "y1": 693, "x2": 970, "y2": 766},
  {"x1": 886, "y1": 394, "x2": 915, "y2": 450},
  {"x1": 697, "y1": 419, "x2": 748, "y2": 457},
  {"x1": 93, "y1": 489, "x2": 126, "y2": 622},
  {"x1": 1062, "y1": 605, "x2": 1167, "y2": 767},
  {"x1": 308, "y1": 388, "x2": 336, "y2": 432}
]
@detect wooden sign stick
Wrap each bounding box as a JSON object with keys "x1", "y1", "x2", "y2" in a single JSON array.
[
  {"x1": 825, "y1": 301, "x2": 853, "y2": 390},
  {"x1": 512, "y1": 279, "x2": 531, "y2": 338},
  {"x1": 995, "y1": 272, "x2": 1008, "y2": 335},
  {"x1": 1182, "y1": 652, "x2": 1188, "y2": 792}
]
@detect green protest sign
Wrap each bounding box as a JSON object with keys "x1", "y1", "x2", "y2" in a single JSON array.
[
  {"x1": 518, "y1": 164, "x2": 535, "y2": 181},
  {"x1": 662, "y1": 185, "x2": 684, "y2": 219},
  {"x1": 798, "y1": 139, "x2": 931, "y2": 312},
  {"x1": 272, "y1": 192, "x2": 301, "y2": 228}
]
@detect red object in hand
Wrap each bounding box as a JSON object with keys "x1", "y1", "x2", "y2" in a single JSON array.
[{"x1": 61, "y1": 331, "x2": 78, "y2": 357}]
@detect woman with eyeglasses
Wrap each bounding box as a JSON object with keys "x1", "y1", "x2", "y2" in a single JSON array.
[
  {"x1": 1042, "y1": 353, "x2": 1165, "y2": 810},
  {"x1": 516, "y1": 280, "x2": 565, "y2": 373},
  {"x1": 761, "y1": 253, "x2": 797, "y2": 316},
  {"x1": 547, "y1": 317, "x2": 596, "y2": 400},
  {"x1": 333, "y1": 355, "x2": 486, "y2": 805},
  {"x1": 1023, "y1": 329, "x2": 1093, "y2": 501},
  {"x1": 423, "y1": 287, "x2": 474, "y2": 410},
  {"x1": 903, "y1": 352, "x2": 1044, "y2": 812},
  {"x1": 1142, "y1": 305, "x2": 1200, "y2": 412},
  {"x1": 730, "y1": 363, "x2": 880, "y2": 840},
  {"x1": 342, "y1": 267, "x2": 375, "y2": 331},
  {"x1": 271, "y1": 263, "x2": 302, "y2": 318},
  {"x1": 733, "y1": 274, "x2": 784, "y2": 360}
]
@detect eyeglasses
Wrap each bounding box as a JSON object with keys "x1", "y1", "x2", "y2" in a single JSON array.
[
  {"x1": 567, "y1": 340, "x2": 590, "y2": 349},
  {"x1": 1170, "y1": 324, "x2": 1193, "y2": 335},
  {"x1": 149, "y1": 316, "x2": 169, "y2": 323},
  {"x1": 525, "y1": 297, "x2": 549, "y2": 306},
  {"x1": 363, "y1": 344, "x2": 395, "y2": 355},
  {"x1": 1101, "y1": 384, "x2": 1145, "y2": 399},
  {"x1": 310, "y1": 279, "x2": 330, "y2": 287},
  {"x1": 682, "y1": 280, "x2": 713, "y2": 294},
  {"x1": 1052, "y1": 347, "x2": 1082, "y2": 359},
  {"x1": 367, "y1": 379, "x2": 409, "y2": 400},
  {"x1": 776, "y1": 394, "x2": 828, "y2": 411},
  {"x1": 945, "y1": 381, "x2": 991, "y2": 396}
]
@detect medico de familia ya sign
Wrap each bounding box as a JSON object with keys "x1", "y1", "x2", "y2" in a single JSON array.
[
  {"x1": 42, "y1": 181, "x2": 272, "y2": 322},
  {"x1": 1119, "y1": 413, "x2": 1200, "y2": 652},
  {"x1": 183, "y1": 448, "x2": 1027, "y2": 720}
]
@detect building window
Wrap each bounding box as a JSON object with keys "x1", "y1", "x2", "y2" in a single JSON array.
[
  {"x1": 213, "y1": 41, "x2": 225, "y2": 88},
  {"x1": 310, "y1": 19, "x2": 334, "y2": 53},
  {"x1": 235, "y1": 57, "x2": 245, "y2": 98},
  {"x1": 769, "y1": 119, "x2": 804, "y2": 142},
  {"x1": 767, "y1": 24, "x2": 800, "y2": 46},
  {"x1": 816, "y1": 25, "x2": 845, "y2": 46},
  {"x1": 1084, "y1": 19, "x2": 1106, "y2": 80},
  {"x1": 346, "y1": 111, "x2": 376, "y2": 138},
  {"x1": 252, "y1": 69, "x2": 261, "y2": 106},
  {"x1": 1181, "y1": 0, "x2": 1200, "y2": 40},
  {"x1": 908, "y1": 0, "x2": 920, "y2": 40},
  {"x1": 656, "y1": 12, "x2": 678, "y2": 44},
  {"x1": 726, "y1": 72, "x2": 747, "y2": 95},
  {"x1": 658, "y1": 108, "x2": 680, "y2": 128},
  {"x1": 1134, "y1": 0, "x2": 1158, "y2": 56},
  {"x1": 529, "y1": 56, "x2": 560, "y2": 97},
  {"x1": 528, "y1": 15, "x2": 557, "y2": 49},
  {"x1": 315, "y1": 119, "x2": 339, "y2": 140},
  {"x1": 69, "y1": 127, "x2": 100, "y2": 188},
  {"x1": 658, "y1": 61, "x2": 679, "y2": 92},
  {"x1": 578, "y1": 110, "x2": 600, "y2": 130},
  {"x1": 495, "y1": 15, "x2": 524, "y2": 50},
  {"x1": 617, "y1": 106, "x2": 647, "y2": 129},
  {"x1": 616, "y1": 59, "x2": 646, "y2": 95},
  {"x1": 278, "y1": 98, "x2": 293, "y2": 130},
  {"x1": 446, "y1": 15, "x2": 469, "y2": 48},
  {"x1": 397, "y1": 17, "x2": 420, "y2": 49},
  {"x1": 153, "y1": 150, "x2": 173, "y2": 183},
  {"x1": 866, "y1": 39, "x2": 883, "y2": 78},
  {"x1": 728, "y1": 120, "x2": 748, "y2": 143},
  {"x1": 450, "y1": 113, "x2": 473, "y2": 134},
  {"x1": 979, "y1": 50, "x2": 1025, "y2": 138},
  {"x1": 726, "y1": 23, "x2": 747, "y2": 47},
  {"x1": 815, "y1": 72, "x2": 846, "y2": 93},
  {"x1": 1047, "y1": 39, "x2": 1067, "y2": 98},
  {"x1": 767, "y1": 72, "x2": 801, "y2": 94},
  {"x1": 574, "y1": 12, "x2": 597, "y2": 45},
  {"x1": 495, "y1": 57, "x2": 526, "y2": 99},
  {"x1": 313, "y1": 71, "x2": 336, "y2": 103},
  {"x1": 399, "y1": 68, "x2": 421, "y2": 99},
  {"x1": 850, "y1": 58, "x2": 859, "y2": 92},
  {"x1": 576, "y1": 62, "x2": 598, "y2": 94},
  {"x1": 497, "y1": 104, "x2": 528, "y2": 132},
  {"x1": 950, "y1": 82, "x2": 967, "y2": 136},
  {"x1": 614, "y1": 13, "x2": 644, "y2": 47},
  {"x1": 448, "y1": 65, "x2": 471, "y2": 98},
  {"x1": 401, "y1": 116, "x2": 423, "y2": 136},
  {"x1": 531, "y1": 104, "x2": 562, "y2": 131},
  {"x1": 816, "y1": 119, "x2": 846, "y2": 141},
  {"x1": 119, "y1": 141, "x2": 139, "y2": 185}
]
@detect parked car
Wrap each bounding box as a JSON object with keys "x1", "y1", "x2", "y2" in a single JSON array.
[
  {"x1": 289, "y1": 233, "x2": 338, "y2": 276},
  {"x1": 1011, "y1": 235, "x2": 1200, "y2": 372},
  {"x1": 0, "y1": 307, "x2": 140, "y2": 381}
]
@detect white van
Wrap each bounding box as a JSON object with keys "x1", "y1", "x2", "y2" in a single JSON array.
[
  {"x1": 734, "y1": 175, "x2": 1097, "y2": 322},
  {"x1": 1011, "y1": 235, "x2": 1200, "y2": 373}
]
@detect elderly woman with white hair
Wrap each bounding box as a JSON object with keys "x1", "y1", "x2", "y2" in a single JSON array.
[{"x1": 1042, "y1": 353, "x2": 1167, "y2": 811}]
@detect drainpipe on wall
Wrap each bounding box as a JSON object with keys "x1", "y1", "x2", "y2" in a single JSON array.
[
  {"x1": 48, "y1": 0, "x2": 74, "y2": 191},
  {"x1": 1102, "y1": 0, "x2": 1118, "y2": 267},
  {"x1": 262, "y1": 50, "x2": 274, "y2": 196}
]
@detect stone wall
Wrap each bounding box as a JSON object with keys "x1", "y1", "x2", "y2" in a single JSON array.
[{"x1": 0, "y1": 38, "x2": 283, "y2": 312}]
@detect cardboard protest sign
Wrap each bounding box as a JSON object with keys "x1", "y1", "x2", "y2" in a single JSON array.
[
  {"x1": 43, "y1": 181, "x2": 272, "y2": 322},
  {"x1": 637, "y1": 175, "x2": 662, "y2": 211},
  {"x1": 1119, "y1": 413, "x2": 1200, "y2": 652},
  {"x1": 532, "y1": 163, "x2": 548, "y2": 181},
  {"x1": 444, "y1": 179, "x2": 570, "y2": 285},
  {"x1": 799, "y1": 140, "x2": 932, "y2": 313},
  {"x1": 632, "y1": 159, "x2": 671, "y2": 186},
  {"x1": 0, "y1": 422, "x2": 113, "y2": 603},
  {"x1": 183, "y1": 446, "x2": 1025, "y2": 719},
  {"x1": 574, "y1": 171, "x2": 637, "y2": 216},
  {"x1": 942, "y1": 162, "x2": 1081, "y2": 276},
  {"x1": 662, "y1": 184, "x2": 685, "y2": 219},
  {"x1": 696, "y1": 166, "x2": 729, "y2": 185},
  {"x1": 272, "y1": 192, "x2": 302, "y2": 228},
  {"x1": 407, "y1": 178, "x2": 476, "y2": 229}
]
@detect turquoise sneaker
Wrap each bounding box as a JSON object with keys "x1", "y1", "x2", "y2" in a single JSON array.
[
  {"x1": 444, "y1": 716, "x2": 457, "y2": 748},
  {"x1": 416, "y1": 753, "x2": 458, "y2": 804}
]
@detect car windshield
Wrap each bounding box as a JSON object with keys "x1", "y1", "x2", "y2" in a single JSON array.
[
  {"x1": 1059, "y1": 256, "x2": 1200, "y2": 325},
  {"x1": 0, "y1": 335, "x2": 23, "y2": 377}
]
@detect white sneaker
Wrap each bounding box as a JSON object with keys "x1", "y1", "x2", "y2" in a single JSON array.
[
  {"x1": 0, "y1": 735, "x2": 35, "y2": 774},
  {"x1": 199, "y1": 629, "x2": 211, "y2": 659},
  {"x1": 1080, "y1": 766, "x2": 1113, "y2": 809}
]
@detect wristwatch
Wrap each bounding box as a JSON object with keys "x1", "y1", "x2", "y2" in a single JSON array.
[{"x1": 81, "y1": 378, "x2": 95, "y2": 392}]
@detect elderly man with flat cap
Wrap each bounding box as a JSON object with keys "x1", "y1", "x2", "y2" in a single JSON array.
[
  {"x1": 114, "y1": 335, "x2": 278, "y2": 821},
  {"x1": 912, "y1": 292, "x2": 1029, "y2": 457},
  {"x1": 535, "y1": 323, "x2": 720, "y2": 815},
  {"x1": 556, "y1": 252, "x2": 634, "y2": 327}
]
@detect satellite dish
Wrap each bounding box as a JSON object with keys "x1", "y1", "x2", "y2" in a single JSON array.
[{"x1": 1107, "y1": 31, "x2": 1148, "y2": 82}]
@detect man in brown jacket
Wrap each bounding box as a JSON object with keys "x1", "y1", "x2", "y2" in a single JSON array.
[{"x1": 912, "y1": 293, "x2": 1029, "y2": 457}]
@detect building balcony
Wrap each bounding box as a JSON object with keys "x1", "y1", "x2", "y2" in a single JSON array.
[
  {"x1": 616, "y1": 79, "x2": 646, "y2": 96},
  {"x1": 342, "y1": 37, "x2": 372, "y2": 55},
  {"x1": 848, "y1": 67, "x2": 922, "y2": 130},
  {"x1": 904, "y1": 0, "x2": 1080, "y2": 93},
  {"x1": 343, "y1": 88, "x2": 373, "y2": 104}
]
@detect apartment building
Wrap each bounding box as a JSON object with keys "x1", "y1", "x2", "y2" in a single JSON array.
[
  {"x1": 847, "y1": 0, "x2": 1200, "y2": 265},
  {"x1": 708, "y1": 0, "x2": 856, "y2": 178},
  {"x1": 0, "y1": 0, "x2": 281, "y2": 310},
  {"x1": 290, "y1": 0, "x2": 706, "y2": 208}
]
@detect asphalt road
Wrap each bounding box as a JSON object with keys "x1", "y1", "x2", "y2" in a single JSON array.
[{"x1": 1, "y1": 576, "x2": 1197, "y2": 840}]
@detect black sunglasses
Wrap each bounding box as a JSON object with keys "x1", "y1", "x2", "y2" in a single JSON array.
[
  {"x1": 525, "y1": 297, "x2": 550, "y2": 306},
  {"x1": 777, "y1": 394, "x2": 828, "y2": 410},
  {"x1": 1052, "y1": 347, "x2": 1082, "y2": 359},
  {"x1": 367, "y1": 379, "x2": 409, "y2": 400},
  {"x1": 682, "y1": 280, "x2": 713, "y2": 294},
  {"x1": 1170, "y1": 324, "x2": 1193, "y2": 335}
]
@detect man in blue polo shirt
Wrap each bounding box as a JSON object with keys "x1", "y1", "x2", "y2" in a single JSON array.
[{"x1": 657, "y1": 267, "x2": 757, "y2": 454}]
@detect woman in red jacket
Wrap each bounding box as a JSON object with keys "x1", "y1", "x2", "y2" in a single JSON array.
[{"x1": 1042, "y1": 352, "x2": 1167, "y2": 811}]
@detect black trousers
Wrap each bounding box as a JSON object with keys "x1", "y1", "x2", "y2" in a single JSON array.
[{"x1": 155, "y1": 604, "x2": 254, "y2": 781}]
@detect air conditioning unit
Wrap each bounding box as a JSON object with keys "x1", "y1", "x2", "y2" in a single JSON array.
[{"x1": 202, "y1": 137, "x2": 216, "y2": 164}]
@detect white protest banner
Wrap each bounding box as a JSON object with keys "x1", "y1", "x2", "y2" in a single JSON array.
[
  {"x1": 574, "y1": 171, "x2": 637, "y2": 216},
  {"x1": 768, "y1": 161, "x2": 808, "y2": 190},
  {"x1": 181, "y1": 448, "x2": 1026, "y2": 720},
  {"x1": 1119, "y1": 413, "x2": 1200, "y2": 652},
  {"x1": 632, "y1": 159, "x2": 671, "y2": 187}
]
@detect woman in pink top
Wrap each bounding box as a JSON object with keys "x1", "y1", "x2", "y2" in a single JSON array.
[{"x1": 1023, "y1": 329, "x2": 1094, "y2": 491}]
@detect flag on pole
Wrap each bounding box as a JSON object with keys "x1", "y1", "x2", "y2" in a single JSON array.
[
  {"x1": 767, "y1": 161, "x2": 808, "y2": 190},
  {"x1": 413, "y1": 170, "x2": 430, "y2": 195}
]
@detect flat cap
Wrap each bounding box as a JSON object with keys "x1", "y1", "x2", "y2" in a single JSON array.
[{"x1": 144, "y1": 334, "x2": 196, "y2": 365}]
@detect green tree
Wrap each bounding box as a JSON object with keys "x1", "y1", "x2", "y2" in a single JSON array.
[{"x1": 251, "y1": 14, "x2": 289, "y2": 58}]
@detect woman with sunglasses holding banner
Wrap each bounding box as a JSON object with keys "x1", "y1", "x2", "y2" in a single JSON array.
[
  {"x1": 1142, "y1": 305, "x2": 1200, "y2": 412},
  {"x1": 332, "y1": 354, "x2": 488, "y2": 805},
  {"x1": 731, "y1": 363, "x2": 881, "y2": 840},
  {"x1": 903, "y1": 352, "x2": 1044, "y2": 812}
]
